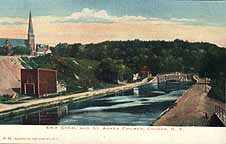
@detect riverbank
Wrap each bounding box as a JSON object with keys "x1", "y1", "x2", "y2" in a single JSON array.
[
  {"x1": 153, "y1": 79, "x2": 226, "y2": 126},
  {"x1": 0, "y1": 81, "x2": 146, "y2": 120}
]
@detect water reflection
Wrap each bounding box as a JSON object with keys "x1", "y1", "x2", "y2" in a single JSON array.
[
  {"x1": 0, "y1": 81, "x2": 192, "y2": 125},
  {"x1": 22, "y1": 106, "x2": 68, "y2": 125},
  {"x1": 57, "y1": 82, "x2": 192, "y2": 126}
]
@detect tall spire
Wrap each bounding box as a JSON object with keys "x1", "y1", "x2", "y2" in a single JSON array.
[
  {"x1": 28, "y1": 10, "x2": 34, "y2": 34},
  {"x1": 27, "y1": 10, "x2": 35, "y2": 55}
]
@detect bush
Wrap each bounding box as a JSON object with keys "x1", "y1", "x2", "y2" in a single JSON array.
[
  {"x1": 0, "y1": 95, "x2": 10, "y2": 103},
  {"x1": 12, "y1": 46, "x2": 31, "y2": 55},
  {"x1": 0, "y1": 46, "x2": 8, "y2": 55}
]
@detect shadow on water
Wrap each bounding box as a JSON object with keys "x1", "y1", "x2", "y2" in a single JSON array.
[{"x1": 0, "y1": 81, "x2": 193, "y2": 126}]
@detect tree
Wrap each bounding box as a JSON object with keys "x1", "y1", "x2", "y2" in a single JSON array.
[
  {"x1": 0, "y1": 46, "x2": 8, "y2": 55},
  {"x1": 96, "y1": 58, "x2": 118, "y2": 83},
  {"x1": 52, "y1": 39, "x2": 225, "y2": 102},
  {"x1": 12, "y1": 46, "x2": 31, "y2": 55}
]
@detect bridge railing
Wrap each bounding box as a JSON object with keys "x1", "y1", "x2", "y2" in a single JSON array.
[
  {"x1": 215, "y1": 105, "x2": 226, "y2": 124},
  {"x1": 156, "y1": 72, "x2": 194, "y2": 82}
]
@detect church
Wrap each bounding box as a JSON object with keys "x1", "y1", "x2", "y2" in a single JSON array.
[{"x1": 0, "y1": 11, "x2": 36, "y2": 56}]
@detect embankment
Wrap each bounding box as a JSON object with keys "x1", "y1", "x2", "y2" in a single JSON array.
[
  {"x1": 153, "y1": 80, "x2": 225, "y2": 126},
  {"x1": 0, "y1": 56, "x2": 23, "y2": 96},
  {"x1": 0, "y1": 81, "x2": 146, "y2": 120}
]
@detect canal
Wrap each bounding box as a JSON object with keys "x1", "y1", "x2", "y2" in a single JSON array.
[{"x1": 0, "y1": 81, "x2": 193, "y2": 126}]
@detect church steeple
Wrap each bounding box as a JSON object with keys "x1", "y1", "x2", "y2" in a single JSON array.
[
  {"x1": 28, "y1": 10, "x2": 34, "y2": 35},
  {"x1": 27, "y1": 10, "x2": 35, "y2": 55}
]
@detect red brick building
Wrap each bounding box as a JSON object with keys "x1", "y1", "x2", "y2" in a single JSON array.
[{"x1": 21, "y1": 68, "x2": 57, "y2": 97}]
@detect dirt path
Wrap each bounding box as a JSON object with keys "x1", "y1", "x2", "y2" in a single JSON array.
[{"x1": 154, "y1": 80, "x2": 226, "y2": 126}]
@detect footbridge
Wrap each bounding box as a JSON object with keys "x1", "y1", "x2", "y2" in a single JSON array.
[{"x1": 156, "y1": 72, "x2": 196, "y2": 84}]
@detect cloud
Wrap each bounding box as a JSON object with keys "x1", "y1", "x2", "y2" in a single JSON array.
[
  {"x1": 0, "y1": 17, "x2": 27, "y2": 25},
  {"x1": 51, "y1": 8, "x2": 197, "y2": 25},
  {"x1": 0, "y1": 8, "x2": 205, "y2": 26},
  {"x1": 0, "y1": 21, "x2": 27, "y2": 25},
  {"x1": 67, "y1": 8, "x2": 113, "y2": 23},
  {"x1": 169, "y1": 18, "x2": 197, "y2": 23},
  {"x1": 52, "y1": 8, "x2": 147, "y2": 23},
  {"x1": 0, "y1": 8, "x2": 225, "y2": 47}
]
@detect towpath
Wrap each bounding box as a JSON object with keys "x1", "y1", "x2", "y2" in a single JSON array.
[
  {"x1": 153, "y1": 79, "x2": 225, "y2": 126},
  {"x1": 0, "y1": 81, "x2": 145, "y2": 118}
]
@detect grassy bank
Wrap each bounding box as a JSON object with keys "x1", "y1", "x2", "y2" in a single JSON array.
[{"x1": 20, "y1": 55, "x2": 116, "y2": 93}]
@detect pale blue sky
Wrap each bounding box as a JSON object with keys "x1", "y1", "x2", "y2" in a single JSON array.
[{"x1": 0, "y1": 0, "x2": 225, "y2": 26}]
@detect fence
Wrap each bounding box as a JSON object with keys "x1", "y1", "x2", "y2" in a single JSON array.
[{"x1": 215, "y1": 105, "x2": 226, "y2": 125}]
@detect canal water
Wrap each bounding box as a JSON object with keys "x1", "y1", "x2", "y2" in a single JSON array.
[{"x1": 0, "y1": 81, "x2": 192, "y2": 126}]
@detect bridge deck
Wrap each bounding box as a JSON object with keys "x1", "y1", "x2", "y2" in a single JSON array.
[{"x1": 157, "y1": 73, "x2": 194, "y2": 82}]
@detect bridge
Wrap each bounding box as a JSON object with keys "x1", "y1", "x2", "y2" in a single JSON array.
[
  {"x1": 156, "y1": 72, "x2": 195, "y2": 83},
  {"x1": 155, "y1": 72, "x2": 196, "y2": 90}
]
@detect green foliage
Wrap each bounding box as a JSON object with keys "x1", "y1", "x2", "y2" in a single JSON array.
[
  {"x1": 12, "y1": 46, "x2": 31, "y2": 55},
  {"x1": 96, "y1": 58, "x2": 119, "y2": 83},
  {"x1": 51, "y1": 39, "x2": 225, "y2": 102},
  {"x1": 54, "y1": 43, "x2": 82, "y2": 57},
  {"x1": 21, "y1": 55, "x2": 111, "y2": 93},
  {"x1": 0, "y1": 95, "x2": 10, "y2": 103},
  {"x1": 0, "y1": 46, "x2": 8, "y2": 55},
  {"x1": 96, "y1": 58, "x2": 133, "y2": 83},
  {"x1": 209, "y1": 79, "x2": 225, "y2": 102},
  {"x1": 23, "y1": 39, "x2": 225, "y2": 102},
  {"x1": 0, "y1": 46, "x2": 31, "y2": 56}
]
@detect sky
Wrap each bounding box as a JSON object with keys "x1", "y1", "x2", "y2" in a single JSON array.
[{"x1": 0, "y1": 0, "x2": 225, "y2": 47}]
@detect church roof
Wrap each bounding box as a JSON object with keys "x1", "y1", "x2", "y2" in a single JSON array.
[{"x1": 0, "y1": 38, "x2": 27, "y2": 47}]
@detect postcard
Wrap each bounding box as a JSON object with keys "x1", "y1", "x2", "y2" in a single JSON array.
[{"x1": 0, "y1": 0, "x2": 225, "y2": 144}]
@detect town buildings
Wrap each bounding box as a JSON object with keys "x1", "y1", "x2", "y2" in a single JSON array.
[
  {"x1": 0, "y1": 11, "x2": 36, "y2": 56},
  {"x1": 36, "y1": 44, "x2": 52, "y2": 56},
  {"x1": 0, "y1": 11, "x2": 51, "y2": 56}
]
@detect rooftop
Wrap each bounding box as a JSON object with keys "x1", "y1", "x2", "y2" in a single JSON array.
[{"x1": 0, "y1": 38, "x2": 27, "y2": 47}]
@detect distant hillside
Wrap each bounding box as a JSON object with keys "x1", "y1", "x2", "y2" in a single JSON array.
[{"x1": 52, "y1": 39, "x2": 225, "y2": 102}]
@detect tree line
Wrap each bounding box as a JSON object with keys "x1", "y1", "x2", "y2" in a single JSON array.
[
  {"x1": 49, "y1": 39, "x2": 226, "y2": 102},
  {"x1": 0, "y1": 46, "x2": 31, "y2": 55}
]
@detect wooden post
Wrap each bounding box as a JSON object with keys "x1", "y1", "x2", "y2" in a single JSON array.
[
  {"x1": 157, "y1": 75, "x2": 160, "y2": 89},
  {"x1": 24, "y1": 83, "x2": 27, "y2": 95},
  {"x1": 165, "y1": 75, "x2": 167, "y2": 90}
]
